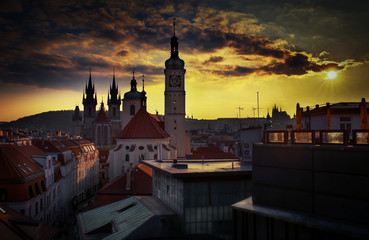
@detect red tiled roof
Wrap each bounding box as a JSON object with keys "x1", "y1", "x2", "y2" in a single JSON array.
[
  {"x1": 116, "y1": 108, "x2": 169, "y2": 139},
  {"x1": 95, "y1": 108, "x2": 111, "y2": 123},
  {"x1": 33, "y1": 140, "x2": 70, "y2": 153},
  {"x1": 149, "y1": 113, "x2": 165, "y2": 129},
  {"x1": 0, "y1": 144, "x2": 44, "y2": 180},
  {"x1": 192, "y1": 146, "x2": 239, "y2": 160},
  {"x1": 91, "y1": 164, "x2": 152, "y2": 209},
  {"x1": 18, "y1": 145, "x2": 48, "y2": 157},
  {"x1": 137, "y1": 164, "x2": 152, "y2": 177},
  {"x1": 0, "y1": 204, "x2": 58, "y2": 240}
]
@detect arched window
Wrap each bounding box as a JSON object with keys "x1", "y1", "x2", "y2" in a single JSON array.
[
  {"x1": 125, "y1": 154, "x2": 129, "y2": 162},
  {"x1": 29, "y1": 186, "x2": 34, "y2": 198},
  {"x1": 34, "y1": 183, "x2": 40, "y2": 195},
  {"x1": 130, "y1": 105, "x2": 135, "y2": 116},
  {"x1": 154, "y1": 154, "x2": 157, "y2": 160},
  {"x1": 103, "y1": 125, "x2": 109, "y2": 146}
]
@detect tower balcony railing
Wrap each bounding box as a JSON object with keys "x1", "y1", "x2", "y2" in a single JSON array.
[{"x1": 263, "y1": 130, "x2": 369, "y2": 146}]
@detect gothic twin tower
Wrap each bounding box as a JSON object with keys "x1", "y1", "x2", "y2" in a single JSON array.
[{"x1": 72, "y1": 20, "x2": 187, "y2": 158}]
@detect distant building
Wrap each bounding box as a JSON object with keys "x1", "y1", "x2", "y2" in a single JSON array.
[
  {"x1": 302, "y1": 101, "x2": 369, "y2": 137},
  {"x1": 144, "y1": 160, "x2": 252, "y2": 239},
  {"x1": 72, "y1": 105, "x2": 83, "y2": 137},
  {"x1": 191, "y1": 146, "x2": 238, "y2": 160},
  {"x1": 94, "y1": 102, "x2": 112, "y2": 147}
]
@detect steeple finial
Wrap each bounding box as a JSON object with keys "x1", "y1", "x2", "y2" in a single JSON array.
[
  {"x1": 142, "y1": 75, "x2": 145, "y2": 91},
  {"x1": 173, "y1": 17, "x2": 176, "y2": 36},
  {"x1": 133, "y1": 69, "x2": 135, "y2": 79}
]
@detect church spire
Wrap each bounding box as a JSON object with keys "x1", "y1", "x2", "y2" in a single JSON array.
[
  {"x1": 130, "y1": 69, "x2": 137, "y2": 91},
  {"x1": 108, "y1": 66, "x2": 120, "y2": 106},
  {"x1": 84, "y1": 68, "x2": 97, "y2": 105},
  {"x1": 170, "y1": 17, "x2": 179, "y2": 58},
  {"x1": 165, "y1": 17, "x2": 184, "y2": 70},
  {"x1": 173, "y1": 17, "x2": 176, "y2": 36}
]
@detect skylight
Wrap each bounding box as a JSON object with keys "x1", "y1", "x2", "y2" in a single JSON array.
[{"x1": 17, "y1": 165, "x2": 27, "y2": 173}]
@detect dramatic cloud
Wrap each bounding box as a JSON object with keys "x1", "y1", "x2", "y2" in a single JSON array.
[
  {"x1": 116, "y1": 50, "x2": 130, "y2": 57},
  {"x1": 203, "y1": 56, "x2": 224, "y2": 64}
]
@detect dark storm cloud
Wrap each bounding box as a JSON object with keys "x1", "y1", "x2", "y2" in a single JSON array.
[
  {"x1": 211, "y1": 66, "x2": 254, "y2": 77},
  {"x1": 226, "y1": 34, "x2": 286, "y2": 59},
  {"x1": 262, "y1": 54, "x2": 344, "y2": 76},
  {"x1": 123, "y1": 65, "x2": 163, "y2": 76},
  {"x1": 211, "y1": 53, "x2": 344, "y2": 77},
  {"x1": 0, "y1": 0, "x2": 365, "y2": 90},
  {"x1": 203, "y1": 56, "x2": 224, "y2": 64},
  {"x1": 116, "y1": 50, "x2": 129, "y2": 57}
]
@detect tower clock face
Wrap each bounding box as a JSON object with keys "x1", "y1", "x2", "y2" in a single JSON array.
[{"x1": 169, "y1": 75, "x2": 181, "y2": 87}]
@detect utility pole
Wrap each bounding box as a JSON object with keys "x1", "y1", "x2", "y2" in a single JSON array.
[{"x1": 236, "y1": 106, "x2": 244, "y2": 118}]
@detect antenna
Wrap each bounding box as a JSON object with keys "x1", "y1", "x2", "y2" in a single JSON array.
[{"x1": 236, "y1": 106, "x2": 244, "y2": 118}]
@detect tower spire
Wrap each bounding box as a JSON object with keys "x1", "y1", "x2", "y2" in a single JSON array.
[
  {"x1": 142, "y1": 75, "x2": 145, "y2": 91},
  {"x1": 130, "y1": 69, "x2": 137, "y2": 91},
  {"x1": 173, "y1": 17, "x2": 176, "y2": 36}
]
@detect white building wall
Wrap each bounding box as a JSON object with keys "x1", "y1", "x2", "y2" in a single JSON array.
[{"x1": 109, "y1": 138, "x2": 172, "y2": 180}]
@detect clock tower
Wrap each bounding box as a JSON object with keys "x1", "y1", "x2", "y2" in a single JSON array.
[{"x1": 164, "y1": 18, "x2": 186, "y2": 159}]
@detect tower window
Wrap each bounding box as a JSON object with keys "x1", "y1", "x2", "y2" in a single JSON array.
[
  {"x1": 113, "y1": 108, "x2": 116, "y2": 117},
  {"x1": 130, "y1": 105, "x2": 135, "y2": 116},
  {"x1": 125, "y1": 154, "x2": 129, "y2": 162},
  {"x1": 89, "y1": 107, "x2": 91, "y2": 116}
]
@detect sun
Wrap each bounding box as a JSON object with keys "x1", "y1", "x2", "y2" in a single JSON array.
[{"x1": 327, "y1": 71, "x2": 337, "y2": 79}]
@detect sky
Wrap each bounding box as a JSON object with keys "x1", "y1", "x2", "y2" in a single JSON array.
[{"x1": 0, "y1": 0, "x2": 368, "y2": 122}]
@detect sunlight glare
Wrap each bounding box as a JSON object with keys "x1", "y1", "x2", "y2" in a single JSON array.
[{"x1": 327, "y1": 71, "x2": 337, "y2": 79}]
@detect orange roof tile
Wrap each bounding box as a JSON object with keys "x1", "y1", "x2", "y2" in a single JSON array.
[
  {"x1": 0, "y1": 144, "x2": 44, "y2": 180},
  {"x1": 32, "y1": 140, "x2": 70, "y2": 153},
  {"x1": 116, "y1": 108, "x2": 169, "y2": 139},
  {"x1": 91, "y1": 164, "x2": 152, "y2": 208},
  {"x1": 0, "y1": 204, "x2": 58, "y2": 240}
]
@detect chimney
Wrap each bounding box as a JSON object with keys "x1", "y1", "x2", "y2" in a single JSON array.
[{"x1": 126, "y1": 170, "x2": 131, "y2": 191}]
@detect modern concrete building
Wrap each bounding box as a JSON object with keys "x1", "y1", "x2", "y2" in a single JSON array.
[
  {"x1": 144, "y1": 160, "x2": 252, "y2": 239},
  {"x1": 232, "y1": 139, "x2": 369, "y2": 240}
]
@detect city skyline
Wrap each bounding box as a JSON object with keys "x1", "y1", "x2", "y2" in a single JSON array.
[{"x1": 1, "y1": 0, "x2": 368, "y2": 122}]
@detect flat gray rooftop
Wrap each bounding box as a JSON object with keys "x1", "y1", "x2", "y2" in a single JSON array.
[{"x1": 143, "y1": 160, "x2": 252, "y2": 178}]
